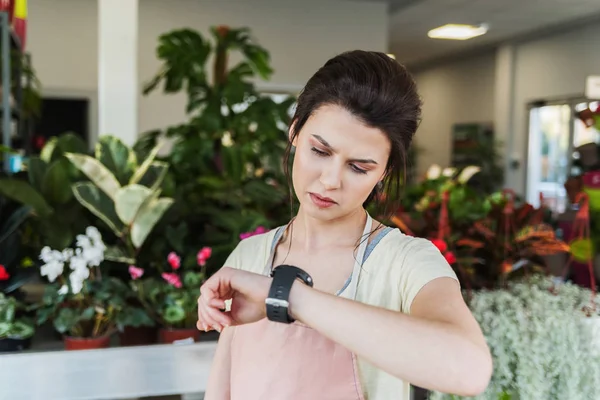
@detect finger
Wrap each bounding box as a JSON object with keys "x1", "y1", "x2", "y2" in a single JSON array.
[
  {"x1": 197, "y1": 296, "x2": 214, "y2": 331},
  {"x1": 210, "y1": 298, "x2": 226, "y2": 309},
  {"x1": 206, "y1": 305, "x2": 232, "y2": 329},
  {"x1": 199, "y1": 299, "x2": 222, "y2": 331}
]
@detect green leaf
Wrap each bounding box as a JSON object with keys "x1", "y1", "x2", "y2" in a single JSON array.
[
  {"x1": 39, "y1": 137, "x2": 58, "y2": 163},
  {"x1": 164, "y1": 305, "x2": 186, "y2": 324},
  {"x1": 71, "y1": 182, "x2": 125, "y2": 237},
  {"x1": 137, "y1": 161, "x2": 169, "y2": 191},
  {"x1": 95, "y1": 136, "x2": 137, "y2": 185},
  {"x1": 0, "y1": 205, "x2": 31, "y2": 245},
  {"x1": 221, "y1": 146, "x2": 245, "y2": 184},
  {"x1": 64, "y1": 153, "x2": 121, "y2": 200},
  {"x1": 41, "y1": 159, "x2": 73, "y2": 205},
  {"x1": 0, "y1": 179, "x2": 53, "y2": 217},
  {"x1": 129, "y1": 144, "x2": 162, "y2": 185},
  {"x1": 56, "y1": 132, "x2": 88, "y2": 155},
  {"x1": 130, "y1": 197, "x2": 174, "y2": 249},
  {"x1": 115, "y1": 184, "x2": 153, "y2": 225},
  {"x1": 27, "y1": 157, "x2": 47, "y2": 192},
  {"x1": 53, "y1": 308, "x2": 78, "y2": 334},
  {"x1": 104, "y1": 246, "x2": 135, "y2": 264}
]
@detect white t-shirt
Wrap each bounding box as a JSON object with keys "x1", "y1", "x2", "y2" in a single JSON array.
[{"x1": 224, "y1": 226, "x2": 459, "y2": 400}]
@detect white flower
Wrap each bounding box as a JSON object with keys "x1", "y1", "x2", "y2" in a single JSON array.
[
  {"x1": 58, "y1": 285, "x2": 69, "y2": 295},
  {"x1": 426, "y1": 164, "x2": 442, "y2": 180},
  {"x1": 76, "y1": 234, "x2": 92, "y2": 250},
  {"x1": 457, "y1": 166, "x2": 481, "y2": 184},
  {"x1": 40, "y1": 260, "x2": 64, "y2": 282},
  {"x1": 39, "y1": 246, "x2": 65, "y2": 264},
  {"x1": 69, "y1": 272, "x2": 85, "y2": 294},
  {"x1": 442, "y1": 167, "x2": 456, "y2": 177},
  {"x1": 221, "y1": 131, "x2": 234, "y2": 147},
  {"x1": 85, "y1": 226, "x2": 102, "y2": 242}
]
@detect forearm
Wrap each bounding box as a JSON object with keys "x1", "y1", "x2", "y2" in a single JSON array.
[{"x1": 289, "y1": 283, "x2": 491, "y2": 396}]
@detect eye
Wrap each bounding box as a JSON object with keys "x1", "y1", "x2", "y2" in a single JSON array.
[
  {"x1": 350, "y1": 164, "x2": 367, "y2": 175},
  {"x1": 311, "y1": 147, "x2": 328, "y2": 157}
]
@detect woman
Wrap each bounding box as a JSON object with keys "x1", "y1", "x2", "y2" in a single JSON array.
[{"x1": 197, "y1": 50, "x2": 492, "y2": 400}]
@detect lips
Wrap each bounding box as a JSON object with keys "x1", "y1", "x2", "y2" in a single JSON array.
[
  {"x1": 309, "y1": 192, "x2": 337, "y2": 209},
  {"x1": 311, "y1": 193, "x2": 336, "y2": 203}
]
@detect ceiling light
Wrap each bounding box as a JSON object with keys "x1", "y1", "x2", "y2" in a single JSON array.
[
  {"x1": 386, "y1": 53, "x2": 396, "y2": 60},
  {"x1": 427, "y1": 23, "x2": 488, "y2": 40}
]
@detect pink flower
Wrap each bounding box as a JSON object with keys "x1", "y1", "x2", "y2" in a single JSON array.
[
  {"x1": 239, "y1": 226, "x2": 268, "y2": 240},
  {"x1": 167, "y1": 252, "x2": 181, "y2": 270},
  {"x1": 128, "y1": 265, "x2": 144, "y2": 280},
  {"x1": 197, "y1": 247, "x2": 212, "y2": 266},
  {"x1": 161, "y1": 272, "x2": 182, "y2": 288}
]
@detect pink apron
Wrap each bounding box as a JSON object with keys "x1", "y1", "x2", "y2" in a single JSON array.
[{"x1": 229, "y1": 215, "x2": 373, "y2": 400}]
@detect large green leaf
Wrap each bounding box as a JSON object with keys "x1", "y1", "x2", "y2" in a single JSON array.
[
  {"x1": 135, "y1": 161, "x2": 169, "y2": 191},
  {"x1": 115, "y1": 184, "x2": 153, "y2": 225},
  {"x1": 95, "y1": 136, "x2": 137, "y2": 185},
  {"x1": 65, "y1": 153, "x2": 121, "y2": 200},
  {"x1": 41, "y1": 159, "x2": 73, "y2": 205},
  {"x1": 0, "y1": 179, "x2": 53, "y2": 217},
  {"x1": 27, "y1": 157, "x2": 47, "y2": 193},
  {"x1": 129, "y1": 144, "x2": 161, "y2": 185},
  {"x1": 130, "y1": 197, "x2": 174, "y2": 248},
  {"x1": 38, "y1": 218, "x2": 74, "y2": 250},
  {"x1": 71, "y1": 182, "x2": 125, "y2": 237},
  {"x1": 144, "y1": 29, "x2": 212, "y2": 95}
]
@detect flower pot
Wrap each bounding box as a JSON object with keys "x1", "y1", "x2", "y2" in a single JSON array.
[
  {"x1": 0, "y1": 337, "x2": 31, "y2": 352},
  {"x1": 118, "y1": 325, "x2": 158, "y2": 347},
  {"x1": 158, "y1": 327, "x2": 200, "y2": 344},
  {"x1": 64, "y1": 334, "x2": 111, "y2": 351}
]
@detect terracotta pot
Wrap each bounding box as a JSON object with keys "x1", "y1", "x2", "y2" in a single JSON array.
[
  {"x1": 158, "y1": 327, "x2": 200, "y2": 344},
  {"x1": 64, "y1": 334, "x2": 111, "y2": 351},
  {"x1": 118, "y1": 325, "x2": 157, "y2": 347}
]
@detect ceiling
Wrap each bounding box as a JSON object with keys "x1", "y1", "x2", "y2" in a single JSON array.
[{"x1": 369, "y1": 0, "x2": 600, "y2": 68}]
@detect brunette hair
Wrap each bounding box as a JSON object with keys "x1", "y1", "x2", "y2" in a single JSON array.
[{"x1": 283, "y1": 50, "x2": 422, "y2": 219}]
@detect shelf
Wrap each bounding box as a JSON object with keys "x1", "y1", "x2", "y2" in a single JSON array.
[{"x1": 0, "y1": 338, "x2": 217, "y2": 400}]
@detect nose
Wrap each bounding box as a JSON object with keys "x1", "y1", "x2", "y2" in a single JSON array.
[{"x1": 319, "y1": 164, "x2": 342, "y2": 190}]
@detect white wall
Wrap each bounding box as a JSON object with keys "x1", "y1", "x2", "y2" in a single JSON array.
[
  {"x1": 28, "y1": 0, "x2": 389, "y2": 138},
  {"x1": 412, "y1": 52, "x2": 497, "y2": 176},
  {"x1": 509, "y1": 22, "x2": 600, "y2": 194},
  {"x1": 410, "y1": 21, "x2": 600, "y2": 195}
]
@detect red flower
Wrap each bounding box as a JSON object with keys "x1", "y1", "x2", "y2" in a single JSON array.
[
  {"x1": 167, "y1": 252, "x2": 181, "y2": 270},
  {"x1": 161, "y1": 272, "x2": 182, "y2": 288},
  {"x1": 430, "y1": 239, "x2": 448, "y2": 253},
  {"x1": 197, "y1": 247, "x2": 212, "y2": 267},
  {"x1": 0, "y1": 265, "x2": 9, "y2": 281},
  {"x1": 444, "y1": 252, "x2": 457, "y2": 265},
  {"x1": 128, "y1": 265, "x2": 144, "y2": 280}
]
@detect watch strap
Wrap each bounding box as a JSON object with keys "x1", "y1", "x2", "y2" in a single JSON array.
[{"x1": 266, "y1": 265, "x2": 313, "y2": 323}]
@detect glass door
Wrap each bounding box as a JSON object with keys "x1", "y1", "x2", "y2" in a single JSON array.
[{"x1": 526, "y1": 104, "x2": 571, "y2": 213}]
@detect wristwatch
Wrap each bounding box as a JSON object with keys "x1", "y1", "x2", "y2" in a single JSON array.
[{"x1": 266, "y1": 265, "x2": 313, "y2": 323}]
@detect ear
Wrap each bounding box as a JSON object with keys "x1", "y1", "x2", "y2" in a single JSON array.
[{"x1": 288, "y1": 120, "x2": 299, "y2": 147}]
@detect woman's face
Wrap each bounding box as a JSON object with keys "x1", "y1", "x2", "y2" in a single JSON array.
[{"x1": 291, "y1": 104, "x2": 391, "y2": 221}]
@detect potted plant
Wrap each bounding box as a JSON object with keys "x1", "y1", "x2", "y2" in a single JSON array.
[
  {"x1": 428, "y1": 275, "x2": 600, "y2": 400},
  {"x1": 131, "y1": 247, "x2": 212, "y2": 344},
  {"x1": 33, "y1": 226, "x2": 129, "y2": 350},
  {"x1": 0, "y1": 292, "x2": 35, "y2": 352},
  {"x1": 139, "y1": 25, "x2": 296, "y2": 274}
]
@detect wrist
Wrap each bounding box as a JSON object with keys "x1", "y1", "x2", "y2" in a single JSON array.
[{"x1": 288, "y1": 279, "x2": 311, "y2": 321}]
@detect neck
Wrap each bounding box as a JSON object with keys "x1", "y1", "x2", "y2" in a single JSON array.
[{"x1": 287, "y1": 206, "x2": 368, "y2": 250}]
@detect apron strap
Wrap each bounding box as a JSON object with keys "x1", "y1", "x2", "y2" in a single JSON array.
[{"x1": 342, "y1": 213, "x2": 373, "y2": 300}]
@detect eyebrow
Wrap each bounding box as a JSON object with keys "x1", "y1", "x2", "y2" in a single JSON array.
[{"x1": 312, "y1": 134, "x2": 379, "y2": 165}]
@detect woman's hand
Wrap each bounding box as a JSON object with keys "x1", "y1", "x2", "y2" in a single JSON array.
[{"x1": 197, "y1": 267, "x2": 272, "y2": 332}]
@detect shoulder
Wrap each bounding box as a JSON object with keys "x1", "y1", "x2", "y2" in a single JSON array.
[
  {"x1": 370, "y1": 229, "x2": 459, "y2": 313},
  {"x1": 223, "y1": 226, "x2": 283, "y2": 272}
]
